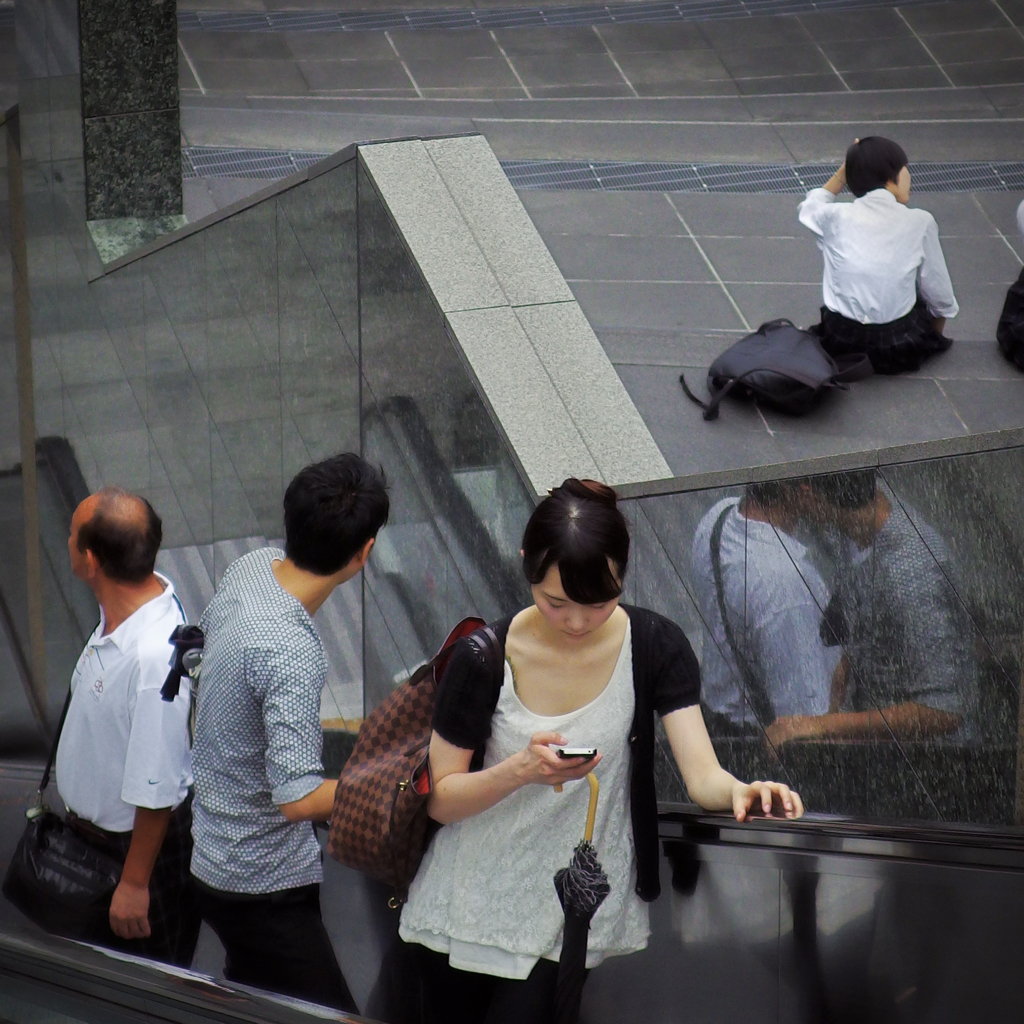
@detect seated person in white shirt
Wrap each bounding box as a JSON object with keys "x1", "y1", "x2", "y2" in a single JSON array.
[
  {"x1": 690, "y1": 481, "x2": 843, "y2": 736},
  {"x1": 799, "y1": 136, "x2": 959, "y2": 375},
  {"x1": 54, "y1": 488, "x2": 198, "y2": 966},
  {"x1": 996, "y1": 197, "x2": 1024, "y2": 369}
]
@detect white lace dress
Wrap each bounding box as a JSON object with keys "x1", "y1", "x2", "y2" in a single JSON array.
[{"x1": 399, "y1": 620, "x2": 650, "y2": 979}]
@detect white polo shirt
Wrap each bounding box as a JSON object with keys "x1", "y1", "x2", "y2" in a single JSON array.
[
  {"x1": 56, "y1": 574, "x2": 192, "y2": 833},
  {"x1": 798, "y1": 187, "x2": 958, "y2": 324}
]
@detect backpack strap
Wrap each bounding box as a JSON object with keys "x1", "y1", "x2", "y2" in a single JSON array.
[
  {"x1": 680, "y1": 372, "x2": 746, "y2": 422},
  {"x1": 831, "y1": 353, "x2": 874, "y2": 384},
  {"x1": 709, "y1": 504, "x2": 775, "y2": 726}
]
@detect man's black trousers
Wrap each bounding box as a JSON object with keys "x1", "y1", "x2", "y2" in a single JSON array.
[{"x1": 195, "y1": 880, "x2": 356, "y2": 1013}]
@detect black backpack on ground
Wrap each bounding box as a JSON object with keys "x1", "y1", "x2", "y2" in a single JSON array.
[
  {"x1": 680, "y1": 318, "x2": 873, "y2": 420},
  {"x1": 997, "y1": 267, "x2": 1024, "y2": 371}
]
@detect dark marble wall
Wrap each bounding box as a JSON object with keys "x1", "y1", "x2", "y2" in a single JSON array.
[{"x1": 78, "y1": 0, "x2": 181, "y2": 219}]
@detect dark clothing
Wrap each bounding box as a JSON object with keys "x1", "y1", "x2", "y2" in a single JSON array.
[
  {"x1": 997, "y1": 264, "x2": 1024, "y2": 370},
  {"x1": 195, "y1": 879, "x2": 356, "y2": 1013},
  {"x1": 414, "y1": 944, "x2": 570, "y2": 1024},
  {"x1": 814, "y1": 298, "x2": 951, "y2": 374},
  {"x1": 66, "y1": 796, "x2": 200, "y2": 967},
  {"x1": 431, "y1": 604, "x2": 700, "y2": 903}
]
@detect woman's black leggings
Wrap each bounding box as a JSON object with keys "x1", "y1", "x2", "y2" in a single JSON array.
[{"x1": 412, "y1": 944, "x2": 583, "y2": 1024}]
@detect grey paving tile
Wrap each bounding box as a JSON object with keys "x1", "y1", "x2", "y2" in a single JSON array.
[
  {"x1": 899, "y1": 1, "x2": 1009, "y2": 34},
  {"x1": 728, "y1": 282, "x2": 824, "y2": 331},
  {"x1": 510, "y1": 53, "x2": 625, "y2": 88},
  {"x1": 775, "y1": 121, "x2": 1024, "y2": 163},
  {"x1": 940, "y1": 378, "x2": 1024, "y2": 432},
  {"x1": 529, "y1": 84, "x2": 636, "y2": 99},
  {"x1": 698, "y1": 236, "x2": 822, "y2": 285},
  {"x1": 973, "y1": 192, "x2": 1024, "y2": 243},
  {"x1": 283, "y1": 31, "x2": 393, "y2": 61},
  {"x1": 520, "y1": 190, "x2": 686, "y2": 237},
  {"x1": 633, "y1": 79, "x2": 741, "y2": 98},
  {"x1": 946, "y1": 284, "x2": 1022, "y2": 342},
  {"x1": 735, "y1": 73, "x2": 846, "y2": 96},
  {"x1": 298, "y1": 59, "x2": 413, "y2": 92},
  {"x1": 843, "y1": 67, "x2": 954, "y2": 91},
  {"x1": 984, "y1": 83, "x2": 1024, "y2": 112},
  {"x1": 613, "y1": 50, "x2": 734, "y2": 86},
  {"x1": 493, "y1": 26, "x2": 605, "y2": 56},
  {"x1": 193, "y1": 58, "x2": 309, "y2": 95},
  {"x1": 597, "y1": 327, "x2": 743, "y2": 367},
  {"x1": 699, "y1": 14, "x2": 810, "y2": 50},
  {"x1": 571, "y1": 281, "x2": 746, "y2": 332},
  {"x1": 765, "y1": 375, "x2": 969, "y2": 455},
  {"x1": 178, "y1": 30, "x2": 292, "y2": 61},
  {"x1": 944, "y1": 59, "x2": 1024, "y2": 88},
  {"x1": 673, "y1": 194, "x2": 807, "y2": 238},
  {"x1": 1002, "y1": 0, "x2": 1024, "y2": 24},
  {"x1": 596, "y1": 23, "x2": 711, "y2": 53},
  {"x1": 615, "y1": 362, "x2": 784, "y2": 477},
  {"x1": 819, "y1": 36, "x2": 937, "y2": 72},
  {"x1": 480, "y1": 121, "x2": 794, "y2": 163},
  {"x1": 386, "y1": 28, "x2": 501, "y2": 61},
  {"x1": 180, "y1": 60, "x2": 201, "y2": 92},
  {"x1": 404, "y1": 57, "x2": 520, "y2": 90},
  {"x1": 923, "y1": 28, "x2": 1024, "y2": 63},
  {"x1": 545, "y1": 233, "x2": 712, "y2": 283},
  {"x1": 944, "y1": 236, "x2": 1024, "y2": 287},
  {"x1": 421, "y1": 86, "x2": 527, "y2": 99},
  {"x1": 910, "y1": 194, "x2": 1003, "y2": 237},
  {"x1": 905, "y1": 339, "x2": 1022, "y2": 379},
  {"x1": 797, "y1": 9, "x2": 915, "y2": 43},
  {"x1": 716, "y1": 43, "x2": 833, "y2": 80},
  {"x1": 740, "y1": 86, "x2": 998, "y2": 120}
]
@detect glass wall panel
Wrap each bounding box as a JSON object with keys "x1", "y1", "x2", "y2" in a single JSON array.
[
  {"x1": 356, "y1": 159, "x2": 533, "y2": 713},
  {"x1": 634, "y1": 452, "x2": 1024, "y2": 827}
]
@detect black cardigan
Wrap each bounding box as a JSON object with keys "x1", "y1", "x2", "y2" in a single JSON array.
[{"x1": 431, "y1": 604, "x2": 700, "y2": 902}]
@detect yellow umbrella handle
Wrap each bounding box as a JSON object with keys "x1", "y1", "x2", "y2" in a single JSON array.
[{"x1": 584, "y1": 773, "x2": 599, "y2": 843}]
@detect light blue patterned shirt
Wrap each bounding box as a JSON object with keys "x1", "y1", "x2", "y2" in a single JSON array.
[{"x1": 191, "y1": 548, "x2": 325, "y2": 893}]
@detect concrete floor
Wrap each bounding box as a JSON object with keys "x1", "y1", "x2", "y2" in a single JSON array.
[{"x1": 177, "y1": 0, "x2": 1024, "y2": 477}]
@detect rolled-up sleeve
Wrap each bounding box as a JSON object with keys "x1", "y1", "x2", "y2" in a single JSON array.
[
  {"x1": 918, "y1": 215, "x2": 958, "y2": 319},
  {"x1": 246, "y1": 645, "x2": 324, "y2": 807},
  {"x1": 798, "y1": 188, "x2": 835, "y2": 240}
]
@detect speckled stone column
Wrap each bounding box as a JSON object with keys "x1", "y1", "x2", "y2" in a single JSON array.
[{"x1": 79, "y1": 0, "x2": 181, "y2": 219}]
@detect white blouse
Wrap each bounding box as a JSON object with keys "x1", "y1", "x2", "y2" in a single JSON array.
[
  {"x1": 798, "y1": 187, "x2": 958, "y2": 325},
  {"x1": 400, "y1": 620, "x2": 649, "y2": 979}
]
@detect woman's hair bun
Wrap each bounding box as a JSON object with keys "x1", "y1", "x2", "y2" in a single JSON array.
[{"x1": 556, "y1": 478, "x2": 618, "y2": 506}]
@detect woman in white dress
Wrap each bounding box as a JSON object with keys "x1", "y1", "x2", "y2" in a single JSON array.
[{"x1": 400, "y1": 478, "x2": 803, "y2": 1023}]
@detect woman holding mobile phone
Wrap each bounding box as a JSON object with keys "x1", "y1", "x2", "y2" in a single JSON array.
[{"x1": 399, "y1": 479, "x2": 803, "y2": 1024}]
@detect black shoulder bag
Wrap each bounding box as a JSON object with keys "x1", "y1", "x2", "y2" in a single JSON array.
[
  {"x1": 709, "y1": 504, "x2": 775, "y2": 726},
  {"x1": 2, "y1": 690, "x2": 123, "y2": 940}
]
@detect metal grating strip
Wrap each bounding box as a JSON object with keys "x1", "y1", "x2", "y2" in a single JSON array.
[
  {"x1": 176, "y1": 0, "x2": 952, "y2": 33},
  {"x1": 181, "y1": 147, "x2": 1024, "y2": 195}
]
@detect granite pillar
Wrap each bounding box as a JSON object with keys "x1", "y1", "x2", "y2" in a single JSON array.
[{"x1": 79, "y1": 0, "x2": 181, "y2": 220}]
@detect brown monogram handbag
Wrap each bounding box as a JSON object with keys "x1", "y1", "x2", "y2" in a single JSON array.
[{"x1": 327, "y1": 617, "x2": 502, "y2": 906}]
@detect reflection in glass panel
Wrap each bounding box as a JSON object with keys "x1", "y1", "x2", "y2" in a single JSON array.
[{"x1": 356, "y1": 159, "x2": 532, "y2": 713}]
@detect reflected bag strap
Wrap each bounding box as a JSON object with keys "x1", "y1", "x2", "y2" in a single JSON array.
[
  {"x1": 37, "y1": 687, "x2": 73, "y2": 799},
  {"x1": 709, "y1": 505, "x2": 775, "y2": 726}
]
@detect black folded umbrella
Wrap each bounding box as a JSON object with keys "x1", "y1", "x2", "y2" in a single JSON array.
[{"x1": 553, "y1": 773, "x2": 609, "y2": 1024}]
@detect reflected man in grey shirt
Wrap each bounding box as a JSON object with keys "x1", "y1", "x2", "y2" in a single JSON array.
[{"x1": 766, "y1": 471, "x2": 975, "y2": 747}]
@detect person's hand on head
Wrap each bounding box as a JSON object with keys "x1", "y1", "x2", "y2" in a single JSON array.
[
  {"x1": 516, "y1": 731, "x2": 602, "y2": 787},
  {"x1": 731, "y1": 780, "x2": 804, "y2": 822}
]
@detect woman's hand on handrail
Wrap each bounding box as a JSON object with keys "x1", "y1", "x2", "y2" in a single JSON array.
[
  {"x1": 426, "y1": 730, "x2": 602, "y2": 825},
  {"x1": 730, "y1": 780, "x2": 804, "y2": 822}
]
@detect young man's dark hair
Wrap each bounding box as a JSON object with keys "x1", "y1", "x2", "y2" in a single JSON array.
[
  {"x1": 745, "y1": 479, "x2": 799, "y2": 510},
  {"x1": 806, "y1": 470, "x2": 877, "y2": 510},
  {"x1": 283, "y1": 454, "x2": 389, "y2": 576},
  {"x1": 77, "y1": 488, "x2": 162, "y2": 583},
  {"x1": 844, "y1": 136, "x2": 908, "y2": 198}
]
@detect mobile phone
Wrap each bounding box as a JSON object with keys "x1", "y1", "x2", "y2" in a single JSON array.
[{"x1": 556, "y1": 747, "x2": 598, "y2": 761}]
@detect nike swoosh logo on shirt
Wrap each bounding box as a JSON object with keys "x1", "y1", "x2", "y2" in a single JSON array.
[{"x1": 148, "y1": 780, "x2": 161, "y2": 785}]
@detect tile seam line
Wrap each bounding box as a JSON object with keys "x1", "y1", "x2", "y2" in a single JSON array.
[
  {"x1": 488, "y1": 29, "x2": 533, "y2": 99},
  {"x1": 592, "y1": 24, "x2": 641, "y2": 99},
  {"x1": 664, "y1": 192, "x2": 752, "y2": 332},
  {"x1": 991, "y1": 0, "x2": 1024, "y2": 43},
  {"x1": 178, "y1": 37, "x2": 206, "y2": 95},
  {"x1": 384, "y1": 30, "x2": 424, "y2": 97},
  {"x1": 893, "y1": 7, "x2": 955, "y2": 88},
  {"x1": 970, "y1": 194, "x2": 1024, "y2": 265}
]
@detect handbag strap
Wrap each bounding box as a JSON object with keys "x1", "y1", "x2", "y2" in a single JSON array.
[
  {"x1": 831, "y1": 353, "x2": 874, "y2": 384},
  {"x1": 38, "y1": 686, "x2": 73, "y2": 798},
  {"x1": 709, "y1": 504, "x2": 775, "y2": 726}
]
